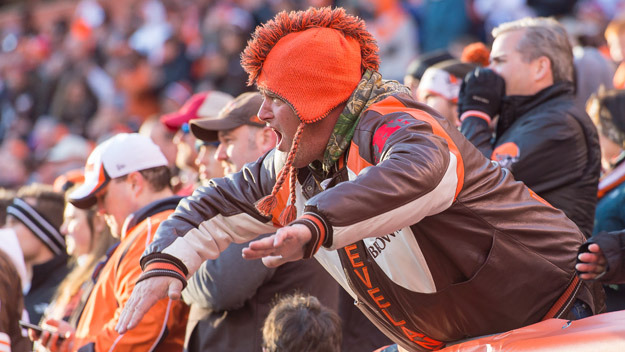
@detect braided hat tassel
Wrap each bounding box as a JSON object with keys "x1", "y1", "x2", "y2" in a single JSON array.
[{"x1": 256, "y1": 123, "x2": 305, "y2": 225}]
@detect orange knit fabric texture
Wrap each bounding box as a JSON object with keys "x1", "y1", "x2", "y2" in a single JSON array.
[
  {"x1": 241, "y1": 7, "x2": 380, "y2": 123},
  {"x1": 259, "y1": 28, "x2": 361, "y2": 123}
]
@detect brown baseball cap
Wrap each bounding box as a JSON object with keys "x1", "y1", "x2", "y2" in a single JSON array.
[{"x1": 189, "y1": 92, "x2": 265, "y2": 142}]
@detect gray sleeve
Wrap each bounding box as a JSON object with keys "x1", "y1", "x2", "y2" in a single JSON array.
[{"x1": 181, "y1": 237, "x2": 277, "y2": 311}]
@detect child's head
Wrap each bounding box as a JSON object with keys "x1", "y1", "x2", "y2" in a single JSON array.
[{"x1": 262, "y1": 294, "x2": 342, "y2": 352}]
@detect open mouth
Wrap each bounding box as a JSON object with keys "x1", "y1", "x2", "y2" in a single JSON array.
[{"x1": 272, "y1": 128, "x2": 284, "y2": 150}]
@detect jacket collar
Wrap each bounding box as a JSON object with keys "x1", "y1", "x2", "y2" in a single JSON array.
[
  {"x1": 121, "y1": 196, "x2": 182, "y2": 239},
  {"x1": 30, "y1": 254, "x2": 68, "y2": 290},
  {"x1": 497, "y1": 81, "x2": 575, "y2": 139}
]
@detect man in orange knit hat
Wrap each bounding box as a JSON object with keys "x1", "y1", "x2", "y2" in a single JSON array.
[{"x1": 117, "y1": 7, "x2": 598, "y2": 352}]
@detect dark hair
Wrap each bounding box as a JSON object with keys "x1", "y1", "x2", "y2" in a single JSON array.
[
  {"x1": 262, "y1": 294, "x2": 342, "y2": 352},
  {"x1": 16, "y1": 183, "x2": 65, "y2": 231},
  {"x1": 115, "y1": 166, "x2": 172, "y2": 192}
]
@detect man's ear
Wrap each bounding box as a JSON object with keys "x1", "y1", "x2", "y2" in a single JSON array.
[
  {"x1": 533, "y1": 56, "x2": 552, "y2": 84},
  {"x1": 126, "y1": 171, "x2": 144, "y2": 196},
  {"x1": 258, "y1": 126, "x2": 278, "y2": 154}
]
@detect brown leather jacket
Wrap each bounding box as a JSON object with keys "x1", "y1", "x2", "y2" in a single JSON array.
[{"x1": 143, "y1": 92, "x2": 594, "y2": 351}]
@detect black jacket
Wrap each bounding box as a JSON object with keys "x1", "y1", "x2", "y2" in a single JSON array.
[
  {"x1": 26, "y1": 254, "x2": 70, "y2": 324},
  {"x1": 462, "y1": 82, "x2": 601, "y2": 237}
]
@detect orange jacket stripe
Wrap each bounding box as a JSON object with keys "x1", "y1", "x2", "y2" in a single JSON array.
[
  {"x1": 300, "y1": 213, "x2": 326, "y2": 253},
  {"x1": 143, "y1": 262, "x2": 186, "y2": 278}
]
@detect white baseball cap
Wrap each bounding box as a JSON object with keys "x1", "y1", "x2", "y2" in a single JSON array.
[{"x1": 69, "y1": 133, "x2": 168, "y2": 209}]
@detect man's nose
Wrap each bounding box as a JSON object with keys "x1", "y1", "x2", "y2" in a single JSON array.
[
  {"x1": 195, "y1": 148, "x2": 206, "y2": 167},
  {"x1": 258, "y1": 100, "x2": 273, "y2": 123},
  {"x1": 214, "y1": 144, "x2": 227, "y2": 161}
]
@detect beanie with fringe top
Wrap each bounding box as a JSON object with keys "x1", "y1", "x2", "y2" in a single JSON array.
[{"x1": 241, "y1": 7, "x2": 379, "y2": 225}]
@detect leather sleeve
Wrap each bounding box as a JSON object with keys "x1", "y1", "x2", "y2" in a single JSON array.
[{"x1": 141, "y1": 151, "x2": 280, "y2": 278}]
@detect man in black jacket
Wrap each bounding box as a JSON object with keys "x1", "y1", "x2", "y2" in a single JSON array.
[{"x1": 459, "y1": 17, "x2": 601, "y2": 239}]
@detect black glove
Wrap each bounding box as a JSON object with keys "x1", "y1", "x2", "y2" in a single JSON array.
[{"x1": 458, "y1": 67, "x2": 506, "y2": 119}]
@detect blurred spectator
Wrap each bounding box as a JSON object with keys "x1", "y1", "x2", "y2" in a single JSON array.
[
  {"x1": 116, "y1": 51, "x2": 162, "y2": 128},
  {"x1": 460, "y1": 41, "x2": 490, "y2": 67},
  {"x1": 193, "y1": 140, "x2": 222, "y2": 186},
  {"x1": 262, "y1": 294, "x2": 341, "y2": 352},
  {"x1": 35, "y1": 134, "x2": 92, "y2": 185},
  {"x1": 36, "y1": 187, "x2": 117, "y2": 337},
  {"x1": 49, "y1": 72, "x2": 99, "y2": 136},
  {"x1": 189, "y1": 92, "x2": 272, "y2": 175},
  {"x1": 197, "y1": 3, "x2": 255, "y2": 96},
  {"x1": 415, "y1": 0, "x2": 472, "y2": 54},
  {"x1": 588, "y1": 88, "x2": 625, "y2": 234},
  {"x1": 416, "y1": 59, "x2": 476, "y2": 127},
  {"x1": 357, "y1": 0, "x2": 418, "y2": 81},
  {"x1": 0, "y1": 137, "x2": 29, "y2": 188},
  {"x1": 605, "y1": 18, "x2": 625, "y2": 89},
  {"x1": 403, "y1": 50, "x2": 454, "y2": 96},
  {"x1": 52, "y1": 168, "x2": 85, "y2": 193},
  {"x1": 160, "y1": 80, "x2": 193, "y2": 114},
  {"x1": 139, "y1": 116, "x2": 178, "y2": 170},
  {"x1": 573, "y1": 46, "x2": 615, "y2": 112},
  {"x1": 128, "y1": 0, "x2": 172, "y2": 64},
  {"x1": 5, "y1": 184, "x2": 68, "y2": 324},
  {"x1": 472, "y1": 0, "x2": 535, "y2": 38},
  {"x1": 161, "y1": 90, "x2": 232, "y2": 195}
]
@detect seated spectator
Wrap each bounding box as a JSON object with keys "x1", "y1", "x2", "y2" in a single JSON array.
[
  {"x1": 588, "y1": 88, "x2": 625, "y2": 233},
  {"x1": 4, "y1": 184, "x2": 69, "y2": 324},
  {"x1": 573, "y1": 47, "x2": 615, "y2": 112},
  {"x1": 416, "y1": 59, "x2": 476, "y2": 127},
  {"x1": 160, "y1": 90, "x2": 232, "y2": 195},
  {"x1": 194, "y1": 140, "x2": 222, "y2": 186},
  {"x1": 585, "y1": 88, "x2": 625, "y2": 311},
  {"x1": 31, "y1": 133, "x2": 188, "y2": 351},
  {"x1": 262, "y1": 294, "x2": 341, "y2": 352},
  {"x1": 403, "y1": 50, "x2": 454, "y2": 98},
  {"x1": 37, "y1": 186, "x2": 118, "y2": 330}
]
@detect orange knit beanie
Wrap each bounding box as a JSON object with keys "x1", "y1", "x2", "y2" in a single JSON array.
[{"x1": 241, "y1": 7, "x2": 379, "y2": 224}]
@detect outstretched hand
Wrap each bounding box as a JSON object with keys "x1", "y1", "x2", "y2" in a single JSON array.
[
  {"x1": 576, "y1": 243, "x2": 608, "y2": 280},
  {"x1": 115, "y1": 276, "x2": 183, "y2": 334},
  {"x1": 242, "y1": 224, "x2": 312, "y2": 267}
]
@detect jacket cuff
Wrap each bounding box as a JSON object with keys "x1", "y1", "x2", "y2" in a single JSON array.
[
  {"x1": 460, "y1": 110, "x2": 492, "y2": 127},
  {"x1": 138, "y1": 253, "x2": 189, "y2": 289},
  {"x1": 290, "y1": 210, "x2": 333, "y2": 259}
]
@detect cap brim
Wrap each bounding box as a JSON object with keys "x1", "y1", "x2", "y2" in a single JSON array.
[
  {"x1": 160, "y1": 111, "x2": 192, "y2": 132},
  {"x1": 68, "y1": 177, "x2": 109, "y2": 209},
  {"x1": 189, "y1": 118, "x2": 243, "y2": 142}
]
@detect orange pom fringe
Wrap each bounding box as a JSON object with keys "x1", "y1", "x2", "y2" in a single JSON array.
[
  {"x1": 256, "y1": 194, "x2": 278, "y2": 217},
  {"x1": 279, "y1": 204, "x2": 297, "y2": 225},
  {"x1": 255, "y1": 124, "x2": 305, "y2": 220},
  {"x1": 461, "y1": 42, "x2": 490, "y2": 67},
  {"x1": 241, "y1": 7, "x2": 379, "y2": 86}
]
